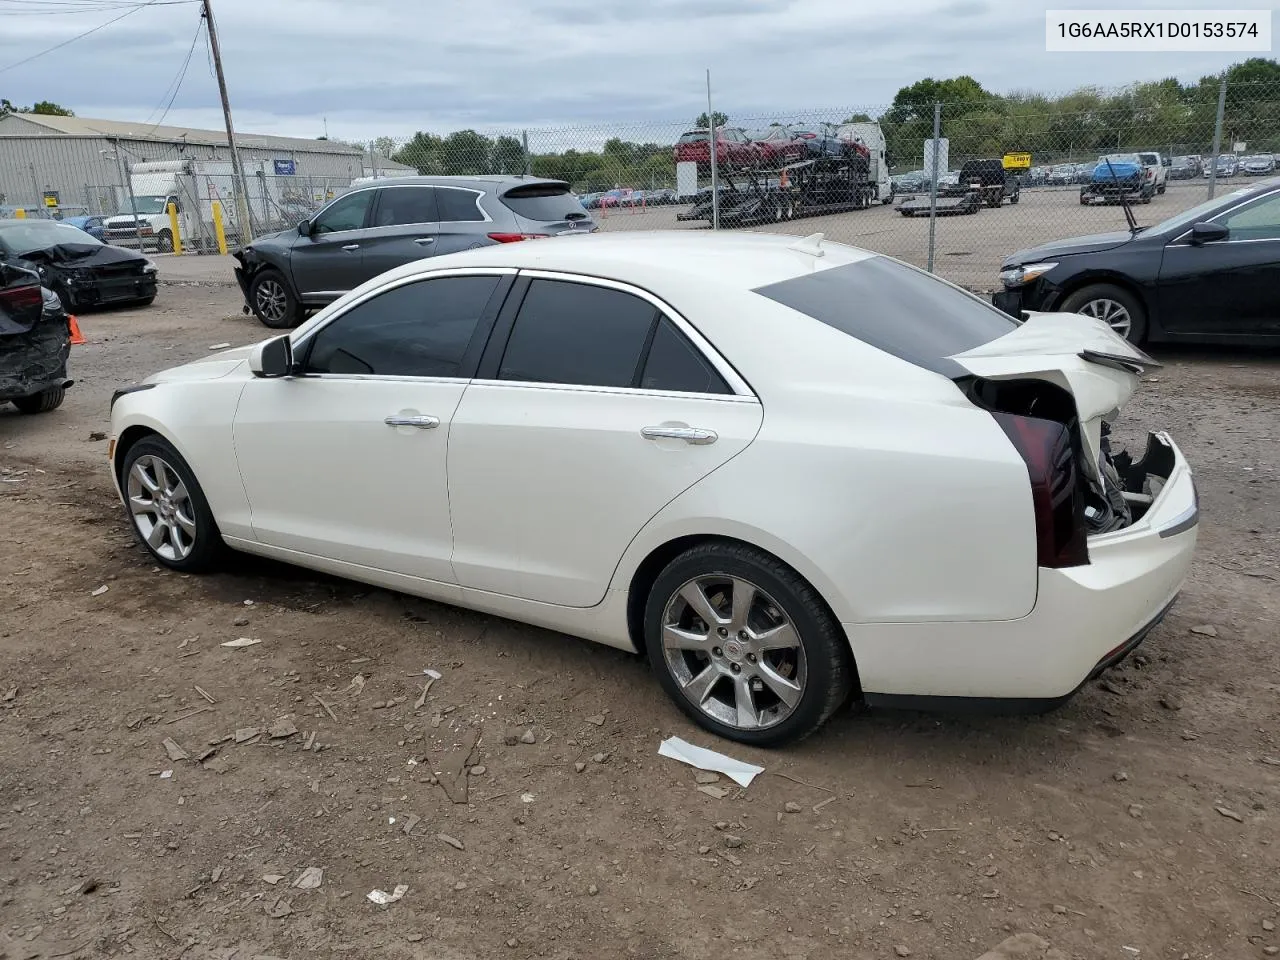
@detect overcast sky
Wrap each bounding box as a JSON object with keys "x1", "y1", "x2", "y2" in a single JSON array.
[{"x1": 0, "y1": 0, "x2": 1268, "y2": 145}]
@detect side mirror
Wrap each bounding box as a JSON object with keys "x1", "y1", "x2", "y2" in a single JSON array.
[
  {"x1": 1189, "y1": 222, "x2": 1229, "y2": 245},
  {"x1": 249, "y1": 335, "x2": 294, "y2": 378},
  {"x1": 297, "y1": 219, "x2": 311, "y2": 236}
]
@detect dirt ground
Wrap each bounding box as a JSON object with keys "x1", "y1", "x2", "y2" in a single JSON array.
[{"x1": 1, "y1": 280, "x2": 1278, "y2": 960}]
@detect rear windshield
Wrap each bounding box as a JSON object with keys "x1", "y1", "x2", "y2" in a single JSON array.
[
  {"x1": 678, "y1": 131, "x2": 708, "y2": 143},
  {"x1": 500, "y1": 184, "x2": 588, "y2": 222},
  {"x1": 752, "y1": 256, "x2": 1017, "y2": 377}
]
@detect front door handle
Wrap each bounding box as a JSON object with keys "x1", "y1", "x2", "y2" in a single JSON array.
[
  {"x1": 341, "y1": 243, "x2": 360, "y2": 251},
  {"x1": 413, "y1": 237, "x2": 436, "y2": 245},
  {"x1": 640, "y1": 425, "x2": 718, "y2": 445},
  {"x1": 384, "y1": 415, "x2": 440, "y2": 429}
]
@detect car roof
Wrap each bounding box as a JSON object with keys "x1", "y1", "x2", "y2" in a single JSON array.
[
  {"x1": 366, "y1": 230, "x2": 878, "y2": 293},
  {"x1": 345, "y1": 175, "x2": 567, "y2": 191}
]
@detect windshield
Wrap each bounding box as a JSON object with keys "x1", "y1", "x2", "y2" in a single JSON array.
[
  {"x1": 1146, "y1": 186, "x2": 1259, "y2": 235},
  {"x1": 677, "y1": 132, "x2": 707, "y2": 143},
  {"x1": 1245, "y1": 155, "x2": 1271, "y2": 163},
  {"x1": 125, "y1": 195, "x2": 169, "y2": 215},
  {"x1": 0, "y1": 219, "x2": 104, "y2": 254},
  {"x1": 1099, "y1": 154, "x2": 1140, "y2": 165}
]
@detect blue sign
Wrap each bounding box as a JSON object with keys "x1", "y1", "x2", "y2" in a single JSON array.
[{"x1": 273, "y1": 159, "x2": 296, "y2": 176}]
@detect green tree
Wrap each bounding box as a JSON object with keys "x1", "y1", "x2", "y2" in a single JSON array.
[
  {"x1": 842, "y1": 113, "x2": 873, "y2": 123},
  {"x1": 491, "y1": 135, "x2": 526, "y2": 174},
  {"x1": 393, "y1": 131, "x2": 444, "y2": 175},
  {"x1": 440, "y1": 130, "x2": 493, "y2": 175},
  {"x1": 693, "y1": 111, "x2": 727, "y2": 129},
  {"x1": 29, "y1": 100, "x2": 74, "y2": 116}
]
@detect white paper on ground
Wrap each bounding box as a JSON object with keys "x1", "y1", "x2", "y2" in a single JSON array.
[
  {"x1": 367, "y1": 883, "x2": 409, "y2": 905},
  {"x1": 658, "y1": 736, "x2": 764, "y2": 787},
  {"x1": 220, "y1": 637, "x2": 261, "y2": 648}
]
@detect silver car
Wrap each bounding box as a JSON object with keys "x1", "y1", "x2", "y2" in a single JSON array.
[{"x1": 233, "y1": 176, "x2": 595, "y2": 328}]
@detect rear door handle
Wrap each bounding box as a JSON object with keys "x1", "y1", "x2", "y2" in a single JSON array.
[
  {"x1": 641, "y1": 425, "x2": 718, "y2": 445},
  {"x1": 341, "y1": 244, "x2": 360, "y2": 251},
  {"x1": 413, "y1": 237, "x2": 436, "y2": 245},
  {"x1": 384, "y1": 415, "x2": 440, "y2": 429}
]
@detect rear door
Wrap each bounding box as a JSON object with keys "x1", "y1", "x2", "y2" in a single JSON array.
[
  {"x1": 1157, "y1": 187, "x2": 1280, "y2": 338},
  {"x1": 358, "y1": 185, "x2": 441, "y2": 282},
  {"x1": 289, "y1": 188, "x2": 375, "y2": 301},
  {"x1": 448, "y1": 273, "x2": 763, "y2": 606},
  {"x1": 433, "y1": 186, "x2": 491, "y2": 256}
]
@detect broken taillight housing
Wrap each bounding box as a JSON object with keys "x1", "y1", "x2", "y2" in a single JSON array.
[{"x1": 993, "y1": 412, "x2": 1089, "y2": 568}]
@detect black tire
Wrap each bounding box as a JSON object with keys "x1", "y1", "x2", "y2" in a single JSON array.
[
  {"x1": 119, "y1": 435, "x2": 224, "y2": 572},
  {"x1": 248, "y1": 269, "x2": 301, "y2": 329},
  {"x1": 156, "y1": 229, "x2": 174, "y2": 254},
  {"x1": 12, "y1": 387, "x2": 65, "y2": 414},
  {"x1": 1157, "y1": 183, "x2": 1166, "y2": 195},
  {"x1": 1059, "y1": 282, "x2": 1148, "y2": 344},
  {"x1": 1009, "y1": 190, "x2": 1019, "y2": 204},
  {"x1": 644, "y1": 541, "x2": 855, "y2": 747}
]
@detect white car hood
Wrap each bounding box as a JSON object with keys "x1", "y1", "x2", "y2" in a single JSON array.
[
  {"x1": 144, "y1": 344, "x2": 254, "y2": 384},
  {"x1": 950, "y1": 312, "x2": 1156, "y2": 479}
]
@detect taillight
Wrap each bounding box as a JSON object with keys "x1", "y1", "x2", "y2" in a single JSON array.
[
  {"x1": 798, "y1": 132, "x2": 816, "y2": 138},
  {"x1": 0, "y1": 284, "x2": 42, "y2": 313},
  {"x1": 993, "y1": 412, "x2": 1089, "y2": 568},
  {"x1": 486, "y1": 233, "x2": 549, "y2": 243}
]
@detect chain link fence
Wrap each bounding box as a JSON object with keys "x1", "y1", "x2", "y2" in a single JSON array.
[{"x1": 3, "y1": 77, "x2": 1277, "y2": 288}]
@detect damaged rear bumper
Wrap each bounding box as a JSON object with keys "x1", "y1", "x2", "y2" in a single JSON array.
[
  {"x1": 0, "y1": 316, "x2": 71, "y2": 403},
  {"x1": 849, "y1": 432, "x2": 1197, "y2": 710}
]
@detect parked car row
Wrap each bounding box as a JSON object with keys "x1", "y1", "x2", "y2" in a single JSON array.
[{"x1": 579, "y1": 188, "x2": 678, "y2": 209}]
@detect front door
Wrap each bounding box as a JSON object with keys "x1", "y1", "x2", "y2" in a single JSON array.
[
  {"x1": 1158, "y1": 188, "x2": 1280, "y2": 338},
  {"x1": 448, "y1": 274, "x2": 763, "y2": 606},
  {"x1": 233, "y1": 272, "x2": 510, "y2": 582},
  {"x1": 289, "y1": 188, "x2": 375, "y2": 302}
]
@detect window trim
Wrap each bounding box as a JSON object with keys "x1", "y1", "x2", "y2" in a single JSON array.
[
  {"x1": 433, "y1": 186, "x2": 491, "y2": 224},
  {"x1": 472, "y1": 268, "x2": 755, "y2": 400},
  {"x1": 308, "y1": 186, "x2": 378, "y2": 236},
  {"x1": 290, "y1": 268, "x2": 517, "y2": 382}
]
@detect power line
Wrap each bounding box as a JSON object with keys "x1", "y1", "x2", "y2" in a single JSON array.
[
  {"x1": 141, "y1": 12, "x2": 202, "y2": 132},
  {"x1": 0, "y1": 0, "x2": 194, "y2": 12},
  {"x1": 0, "y1": 0, "x2": 181, "y2": 72}
]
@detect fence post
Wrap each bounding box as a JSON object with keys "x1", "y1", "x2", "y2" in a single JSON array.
[
  {"x1": 926, "y1": 101, "x2": 941, "y2": 273},
  {"x1": 707, "y1": 69, "x2": 719, "y2": 231},
  {"x1": 522, "y1": 130, "x2": 531, "y2": 176},
  {"x1": 1207, "y1": 78, "x2": 1227, "y2": 200}
]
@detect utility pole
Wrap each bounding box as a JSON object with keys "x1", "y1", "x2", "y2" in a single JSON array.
[
  {"x1": 201, "y1": 0, "x2": 254, "y2": 243},
  {"x1": 1207, "y1": 78, "x2": 1227, "y2": 201}
]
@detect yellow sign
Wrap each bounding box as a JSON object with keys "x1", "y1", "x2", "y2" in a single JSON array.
[
  {"x1": 1002, "y1": 153, "x2": 1032, "y2": 170},
  {"x1": 43, "y1": 191, "x2": 59, "y2": 208}
]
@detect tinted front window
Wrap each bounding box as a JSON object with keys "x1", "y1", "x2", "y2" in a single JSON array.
[
  {"x1": 304, "y1": 275, "x2": 500, "y2": 377},
  {"x1": 1223, "y1": 191, "x2": 1280, "y2": 240},
  {"x1": 373, "y1": 187, "x2": 437, "y2": 226},
  {"x1": 498, "y1": 280, "x2": 656, "y2": 387},
  {"x1": 640, "y1": 320, "x2": 729, "y2": 394},
  {"x1": 313, "y1": 190, "x2": 373, "y2": 234},
  {"x1": 436, "y1": 188, "x2": 484, "y2": 222},
  {"x1": 501, "y1": 185, "x2": 588, "y2": 222},
  {"x1": 752, "y1": 256, "x2": 1017, "y2": 377}
]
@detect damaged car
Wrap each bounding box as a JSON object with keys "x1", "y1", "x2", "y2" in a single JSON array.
[
  {"x1": 1, "y1": 261, "x2": 73, "y2": 414},
  {"x1": 0, "y1": 219, "x2": 157, "y2": 312},
  {"x1": 110, "y1": 232, "x2": 1197, "y2": 746}
]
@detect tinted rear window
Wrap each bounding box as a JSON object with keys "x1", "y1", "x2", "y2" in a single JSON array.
[
  {"x1": 500, "y1": 184, "x2": 588, "y2": 222},
  {"x1": 752, "y1": 256, "x2": 1017, "y2": 377}
]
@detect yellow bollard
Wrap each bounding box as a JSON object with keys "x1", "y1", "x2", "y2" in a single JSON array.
[
  {"x1": 14, "y1": 208, "x2": 25, "y2": 219},
  {"x1": 166, "y1": 203, "x2": 183, "y2": 255},
  {"x1": 211, "y1": 200, "x2": 228, "y2": 255}
]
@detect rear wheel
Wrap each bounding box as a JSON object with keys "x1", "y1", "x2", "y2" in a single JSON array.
[
  {"x1": 249, "y1": 269, "x2": 301, "y2": 329},
  {"x1": 645, "y1": 542, "x2": 854, "y2": 746},
  {"x1": 1060, "y1": 283, "x2": 1148, "y2": 344},
  {"x1": 12, "y1": 387, "x2": 65, "y2": 414},
  {"x1": 156, "y1": 229, "x2": 174, "y2": 254},
  {"x1": 1157, "y1": 183, "x2": 1166, "y2": 195}
]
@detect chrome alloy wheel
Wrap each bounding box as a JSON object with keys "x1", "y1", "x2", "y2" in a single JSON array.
[
  {"x1": 127, "y1": 454, "x2": 197, "y2": 561},
  {"x1": 254, "y1": 278, "x2": 288, "y2": 325},
  {"x1": 661, "y1": 575, "x2": 807, "y2": 731},
  {"x1": 1078, "y1": 297, "x2": 1132, "y2": 339}
]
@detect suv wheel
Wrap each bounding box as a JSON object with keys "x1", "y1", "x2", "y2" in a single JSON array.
[{"x1": 249, "y1": 270, "x2": 301, "y2": 329}]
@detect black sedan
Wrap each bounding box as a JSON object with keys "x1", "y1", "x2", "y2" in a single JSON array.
[
  {"x1": 993, "y1": 176, "x2": 1280, "y2": 345},
  {"x1": 0, "y1": 219, "x2": 157, "y2": 312}
]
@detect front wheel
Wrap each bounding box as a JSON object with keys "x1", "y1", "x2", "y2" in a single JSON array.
[
  {"x1": 1157, "y1": 183, "x2": 1166, "y2": 195},
  {"x1": 645, "y1": 542, "x2": 855, "y2": 746},
  {"x1": 12, "y1": 387, "x2": 65, "y2": 414},
  {"x1": 120, "y1": 436, "x2": 224, "y2": 572},
  {"x1": 156, "y1": 229, "x2": 174, "y2": 254},
  {"x1": 249, "y1": 269, "x2": 301, "y2": 329},
  {"x1": 1060, "y1": 282, "x2": 1148, "y2": 344}
]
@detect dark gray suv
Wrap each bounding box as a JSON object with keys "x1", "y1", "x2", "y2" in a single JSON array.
[{"x1": 233, "y1": 175, "x2": 595, "y2": 328}]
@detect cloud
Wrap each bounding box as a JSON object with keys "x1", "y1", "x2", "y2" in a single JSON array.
[{"x1": 0, "y1": 0, "x2": 1253, "y2": 144}]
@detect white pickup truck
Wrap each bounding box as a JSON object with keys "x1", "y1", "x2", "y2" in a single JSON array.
[{"x1": 1135, "y1": 151, "x2": 1168, "y2": 195}]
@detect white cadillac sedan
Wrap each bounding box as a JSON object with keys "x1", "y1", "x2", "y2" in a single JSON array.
[{"x1": 108, "y1": 232, "x2": 1197, "y2": 745}]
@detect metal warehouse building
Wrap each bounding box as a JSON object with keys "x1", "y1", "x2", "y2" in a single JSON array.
[{"x1": 0, "y1": 113, "x2": 385, "y2": 218}]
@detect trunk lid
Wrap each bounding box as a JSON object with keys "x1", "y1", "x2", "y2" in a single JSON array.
[{"x1": 949, "y1": 312, "x2": 1157, "y2": 482}]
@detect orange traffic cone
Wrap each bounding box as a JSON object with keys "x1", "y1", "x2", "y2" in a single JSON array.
[{"x1": 68, "y1": 315, "x2": 86, "y2": 345}]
